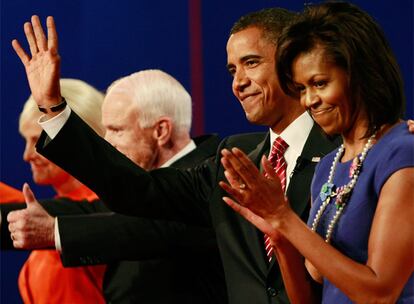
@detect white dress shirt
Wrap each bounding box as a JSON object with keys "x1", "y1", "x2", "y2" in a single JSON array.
[{"x1": 268, "y1": 112, "x2": 314, "y2": 191}]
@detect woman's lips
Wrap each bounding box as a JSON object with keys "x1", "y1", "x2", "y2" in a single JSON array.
[{"x1": 310, "y1": 106, "x2": 334, "y2": 116}]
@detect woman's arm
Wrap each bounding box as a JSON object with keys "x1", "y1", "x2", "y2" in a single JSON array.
[
  {"x1": 220, "y1": 147, "x2": 413, "y2": 303},
  {"x1": 277, "y1": 168, "x2": 413, "y2": 302},
  {"x1": 220, "y1": 149, "x2": 320, "y2": 303}
]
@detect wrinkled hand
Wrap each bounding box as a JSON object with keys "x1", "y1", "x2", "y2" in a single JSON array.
[
  {"x1": 218, "y1": 148, "x2": 290, "y2": 242},
  {"x1": 12, "y1": 15, "x2": 61, "y2": 107},
  {"x1": 7, "y1": 183, "x2": 55, "y2": 249}
]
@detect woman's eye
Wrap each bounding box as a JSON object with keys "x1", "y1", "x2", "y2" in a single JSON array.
[
  {"x1": 295, "y1": 85, "x2": 305, "y2": 94},
  {"x1": 315, "y1": 81, "x2": 326, "y2": 88}
]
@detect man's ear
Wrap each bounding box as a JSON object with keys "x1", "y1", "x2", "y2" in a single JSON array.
[{"x1": 153, "y1": 117, "x2": 173, "y2": 146}]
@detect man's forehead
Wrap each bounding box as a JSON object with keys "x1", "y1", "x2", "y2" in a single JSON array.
[
  {"x1": 227, "y1": 29, "x2": 275, "y2": 61},
  {"x1": 103, "y1": 90, "x2": 133, "y2": 108},
  {"x1": 228, "y1": 27, "x2": 260, "y2": 42}
]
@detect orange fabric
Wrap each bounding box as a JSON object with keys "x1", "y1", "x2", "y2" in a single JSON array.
[
  {"x1": 18, "y1": 185, "x2": 106, "y2": 304},
  {"x1": 0, "y1": 182, "x2": 25, "y2": 203}
]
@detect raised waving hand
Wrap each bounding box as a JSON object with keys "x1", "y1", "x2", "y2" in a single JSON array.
[{"x1": 12, "y1": 15, "x2": 62, "y2": 113}]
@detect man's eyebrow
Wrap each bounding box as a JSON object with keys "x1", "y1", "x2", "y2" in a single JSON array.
[
  {"x1": 226, "y1": 63, "x2": 234, "y2": 70},
  {"x1": 226, "y1": 54, "x2": 262, "y2": 70},
  {"x1": 240, "y1": 54, "x2": 261, "y2": 62}
]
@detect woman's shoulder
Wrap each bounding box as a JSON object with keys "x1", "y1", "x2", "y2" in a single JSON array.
[
  {"x1": 375, "y1": 122, "x2": 414, "y2": 156},
  {"x1": 371, "y1": 122, "x2": 414, "y2": 193}
]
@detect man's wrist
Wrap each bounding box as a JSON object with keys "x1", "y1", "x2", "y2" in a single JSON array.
[
  {"x1": 38, "y1": 98, "x2": 67, "y2": 114},
  {"x1": 38, "y1": 105, "x2": 71, "y2": 139}
]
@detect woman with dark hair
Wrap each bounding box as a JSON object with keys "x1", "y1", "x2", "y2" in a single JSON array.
[{"x1": 219, "y1": 2, "x2": 413, "y2": 303}]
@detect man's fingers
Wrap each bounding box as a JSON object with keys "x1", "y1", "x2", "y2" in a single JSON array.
[
  {"x1": 11, "y1": 39, "x2": 30, "y2": 65},
  {"x1": 7, "y1": 210, "x2": 26, "y2": 228},
  {"x1": 31, "y1": 15, "x2": 48, "y2": 51},
  {"x1": 8, "y1": 222, "x2": 15, "y2": 234},
  {"x1": 23, "y1": 183, "x2": 36, "y2": 206},
  {"x1": 46, "y1": 16, "x2": 58, "y2": 52},
  {"x1": 24, "y1": 21, "x2": 38, "y2": 56},
  {"x1": 7, "y1": 210, "x2": 20, "y2": 223},
  {"x1": 11, "y1": 231, "x2": 24, "y2": 249}
]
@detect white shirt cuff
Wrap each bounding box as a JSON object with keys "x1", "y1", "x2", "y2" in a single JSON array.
[
  {"x1": 38, "y1": 106, "x2": 71, "y2": 139},
  {"x1": 55, "y1": 217, "x2": 62, "y2": 252}
]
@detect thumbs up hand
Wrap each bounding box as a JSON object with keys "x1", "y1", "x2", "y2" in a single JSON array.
[{"x1": 7, "y1": 183, "x2": 55, "y2": 249}]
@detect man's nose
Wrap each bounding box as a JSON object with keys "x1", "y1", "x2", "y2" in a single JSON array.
[
  {"x1": 233, "y1": 69, "x2": 249, "y2": 92},
  {"x1": 23, "y1": 143, "x2": 35, "y2": 162}
]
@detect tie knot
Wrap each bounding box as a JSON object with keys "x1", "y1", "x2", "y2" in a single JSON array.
[
  {"x1": 269, "y1": 137, "x2": 289, "y2": 161},
  {"x1": 272, "y1": 136, "x2": 289, "y2": 155}
]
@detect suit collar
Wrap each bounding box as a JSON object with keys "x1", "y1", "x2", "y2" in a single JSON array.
[
  {"x1": 171, "y1": 134, "x2": 220, "y2": 169},
  {"x1": 247, "y1": 133, "x2": 270, "y2": 166},
  {"x1": 300, "y1": 124, "x2": 340, "y2": 162}
]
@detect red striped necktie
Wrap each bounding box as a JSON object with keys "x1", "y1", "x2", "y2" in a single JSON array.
[{"x1": 264, "y1": 136, "x2": 289, "y2": 262}]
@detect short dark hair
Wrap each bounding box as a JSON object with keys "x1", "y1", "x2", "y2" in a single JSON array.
[
  {"x1": 230, "y1": 8, "x2": 296, "y2": 44},
  {"x1": 276, "y1": 2, "x2": 405, "y2": 137}
]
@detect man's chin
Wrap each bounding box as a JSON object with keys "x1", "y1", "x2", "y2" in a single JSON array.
[{"x1": 245, "y1": 113, "x2": 266, "y2": 126}]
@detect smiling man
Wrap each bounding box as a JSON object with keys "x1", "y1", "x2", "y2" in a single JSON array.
[
  {"x1": 13, "y1": 9, "x2": 339, "y2": 304},
  {"x1": 3, "y1": 71, "x2": 227, "y2": 304},
  {"x1": 226, "y1": 26, "x2": 303, "y2": 134}
]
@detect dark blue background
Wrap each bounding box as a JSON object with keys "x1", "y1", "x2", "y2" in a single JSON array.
[{"x1": 1, "y1": 0, "x2": 412, "y2": 302}]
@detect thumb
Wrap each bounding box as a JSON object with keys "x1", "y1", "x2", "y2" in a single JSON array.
[{"x1": 22, "y1": 183, "x2": 37, "y2": 206}]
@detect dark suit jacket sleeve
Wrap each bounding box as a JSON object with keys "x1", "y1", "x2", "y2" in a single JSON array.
[
  {"x1": 37, "y1": 111, "x2": 215, "y2": 225},
  {"x1": 58, "y1": 213, "x2": 217, "y2": 266},
  {"x1": 0, "y1": 198, "x2": 109, "y2": 250},
  {"x1": 1, "y1": 196, "x2": 218, "y2": 264},
  {"x1": 1, "y1": 203, "x2": 26, "y2": 249}
]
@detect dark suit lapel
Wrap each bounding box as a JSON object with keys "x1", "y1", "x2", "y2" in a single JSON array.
[
  {"x1": 286, "y1": 123, "x2": 339, "y2": 221},
  {"x1": 248, "y1": 133, "x2": 270, "y2": 167},
  {"x1": 240, "y1": 133, "x2": 272, "y2": 274}
]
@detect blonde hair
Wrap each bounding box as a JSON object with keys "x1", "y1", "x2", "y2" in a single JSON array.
[
  {"x1": 19, "y1": 78, "x2": 105, "y2": 136},
  {"x1": 106, "y1": 69, "x2": 192, "y2": 134}
]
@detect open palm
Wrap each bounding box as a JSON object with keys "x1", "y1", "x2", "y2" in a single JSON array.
[{"x1": 12, "y1": 15, "x2": 61, "y2": 106}]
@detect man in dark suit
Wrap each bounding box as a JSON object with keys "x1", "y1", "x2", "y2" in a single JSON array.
[
  {"x1": 12, "y1": 9, "x2": 338, "y2": 304},
  {"x1": 4, "y1": 70, "x2": 228, "y2": 303}
]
